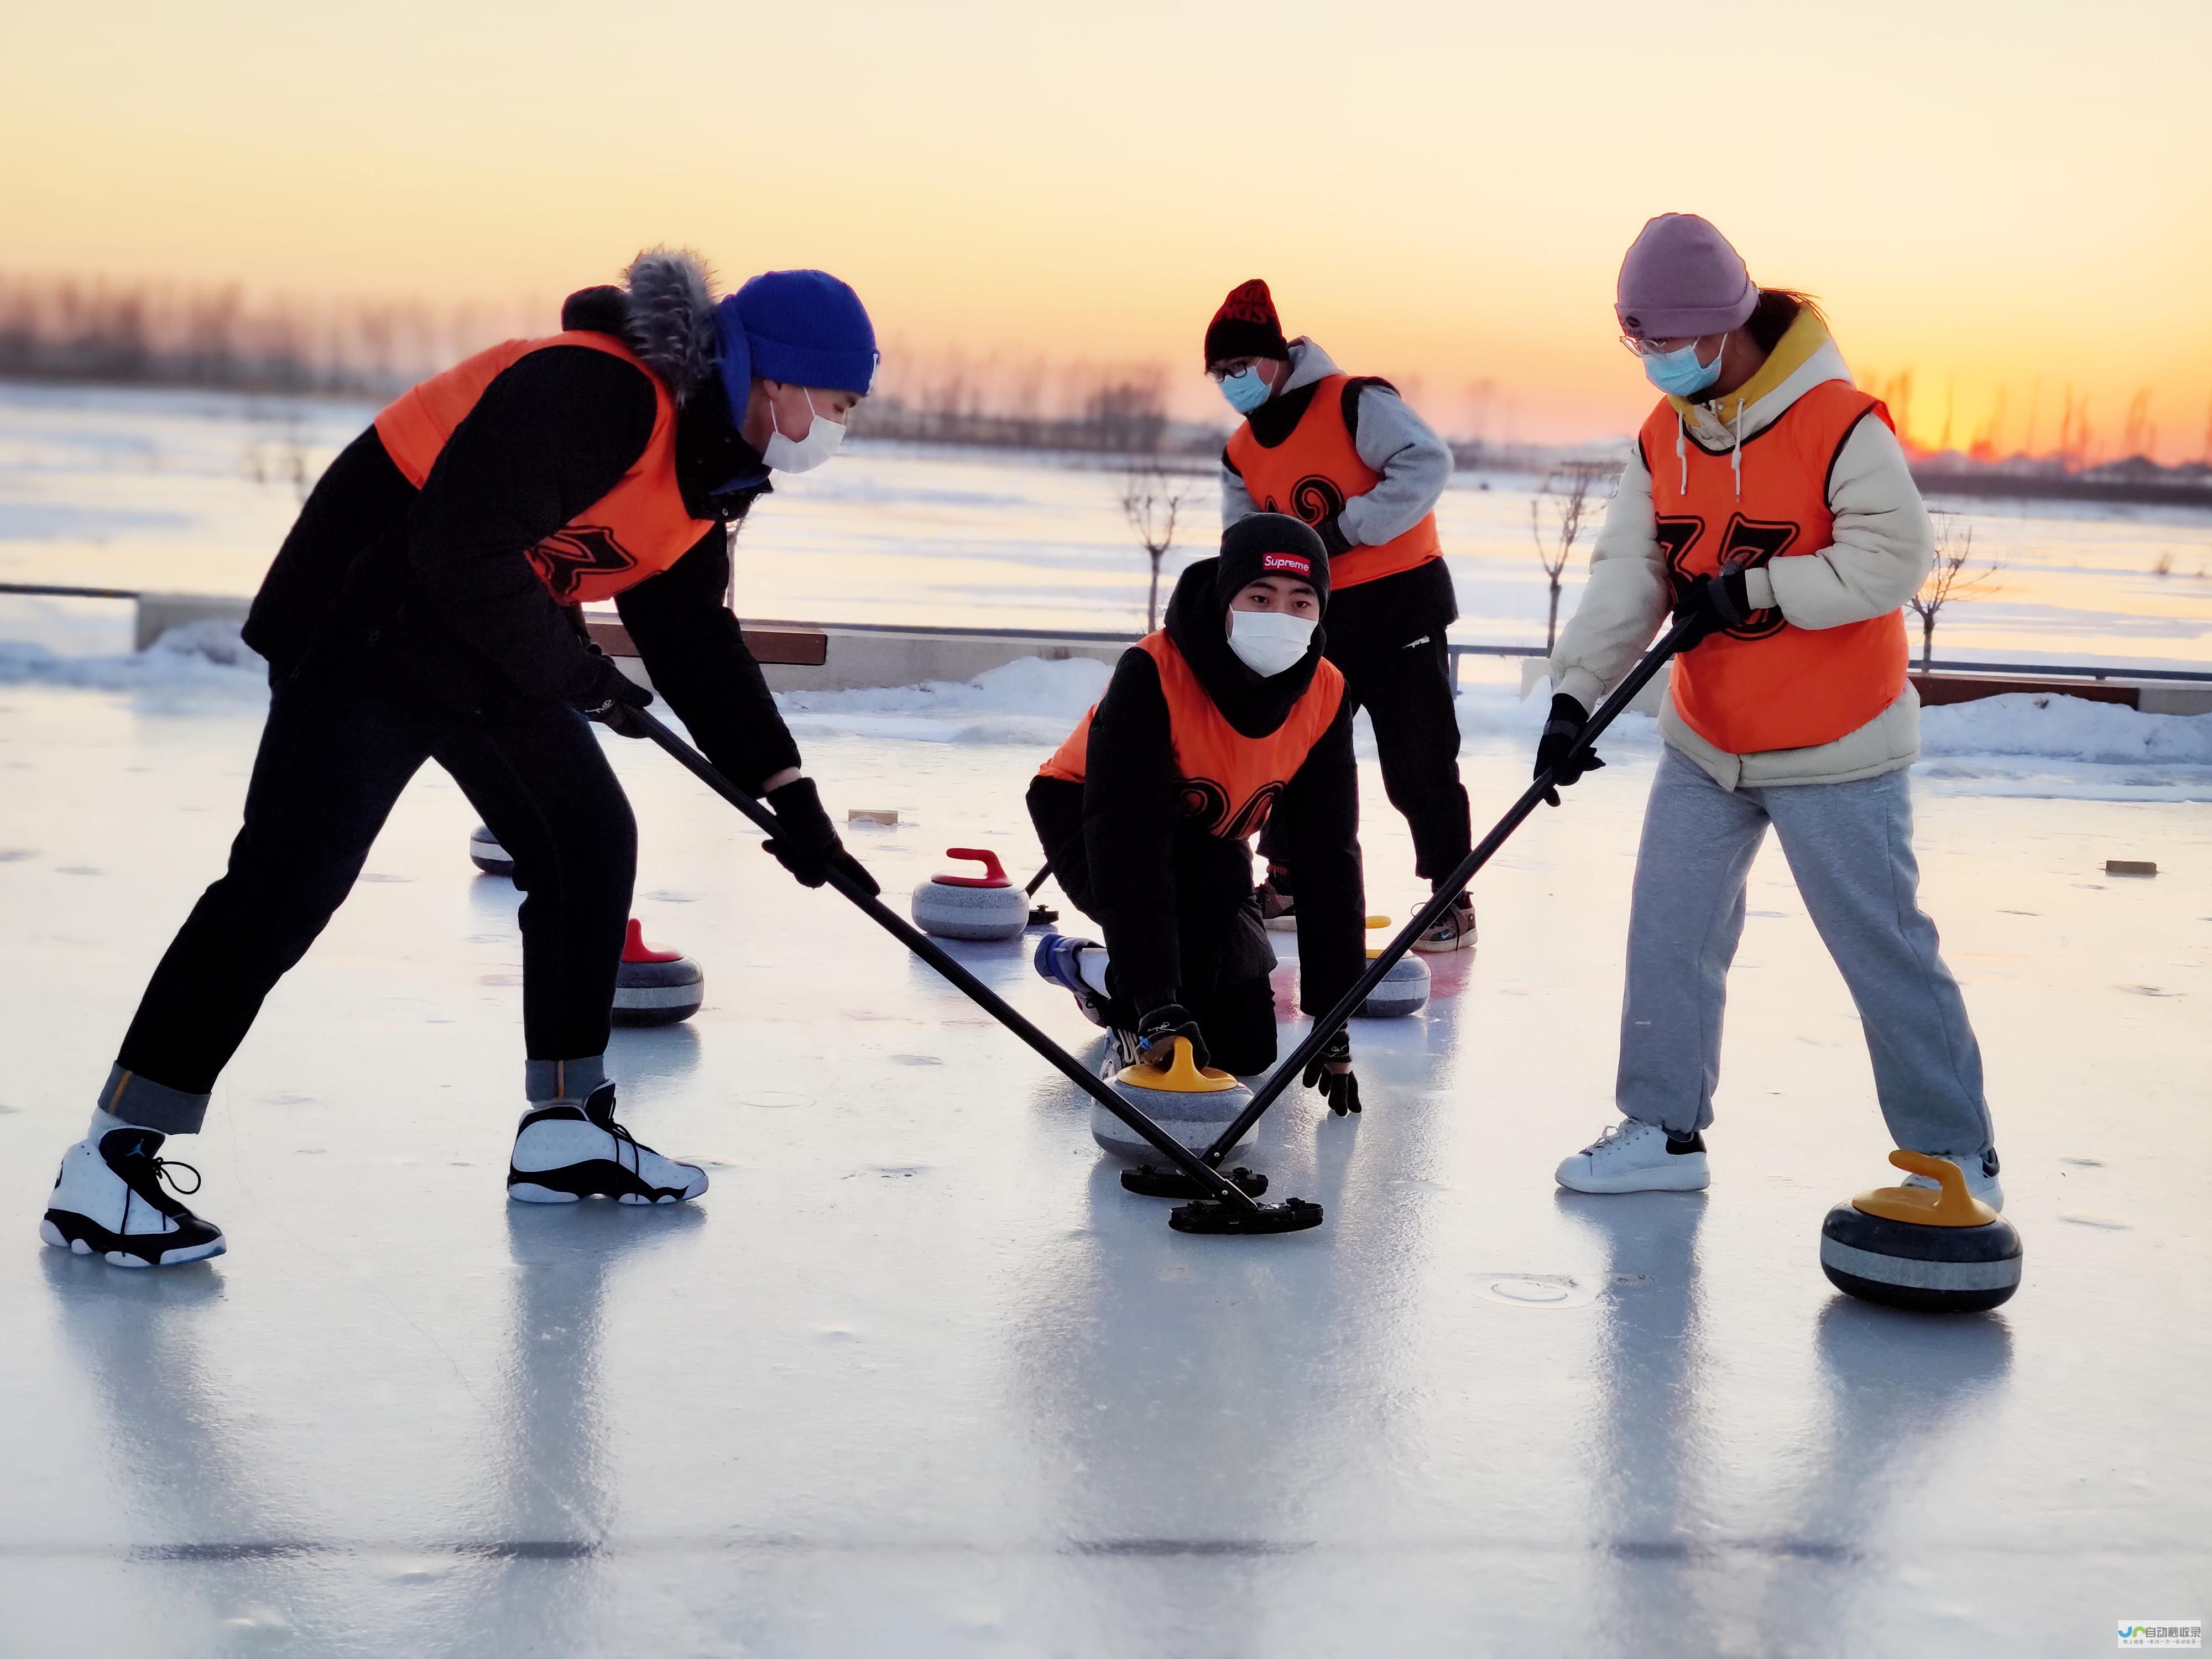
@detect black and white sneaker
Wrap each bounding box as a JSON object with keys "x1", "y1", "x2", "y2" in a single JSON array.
[
  {"x1": 507, "y1": 1083, "x2": 707, "y2": 1205},
  {"x1": 1099, "y1": 1027, "x2": 1142, "y2": 1081},
  {"x1": 41, "y1": 1128, "x2": 227, "y2": 1268}
]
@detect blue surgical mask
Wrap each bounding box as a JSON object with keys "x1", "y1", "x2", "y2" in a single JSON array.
[
  {"x1": 1218, "y1": 366, "x2": 1273, "y2": 415},
  {"x1": 1643, "y1": 336, "x2": 1726, "y2": 398}
]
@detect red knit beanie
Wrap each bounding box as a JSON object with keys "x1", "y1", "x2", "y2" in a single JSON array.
[{"x1": 1204, "y1": 279, "x2": 1290, "y2": 369}]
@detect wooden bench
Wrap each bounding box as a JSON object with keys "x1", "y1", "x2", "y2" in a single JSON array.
[
  {"x1": 585, "y1": 617, "x2": 829, "y2": 667},
  {"x1": 1909, "y1": 671, "x2": 2138, "y2": 709}
]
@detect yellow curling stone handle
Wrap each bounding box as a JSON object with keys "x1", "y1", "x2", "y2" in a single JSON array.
[
  {"x1": 1116, "y1": 1035, "x2": 1239, "y2": 1093},
  {"x1": 1850, "y1": 1150, "x2": 1999, "y2": 1228}
]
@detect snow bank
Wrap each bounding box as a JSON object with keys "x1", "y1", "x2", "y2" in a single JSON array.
[
  {"x1": 0, "y1": 619, "x2": 267, "y2": 695},
  {"x1": 2, "y1": 629, "x2": 2204, "y2": 790},
  {"x1": 1920, "y1": 691, "x2": 2212, "y2": 765},
  {"x1": 764, "y1": 658, "x2": 2209, "y2": 781},
  {"x1": 776, "y1": 654, "x2": 1113, "y2": 746}
]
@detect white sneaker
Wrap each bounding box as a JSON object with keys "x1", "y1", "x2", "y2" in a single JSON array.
[
  {"x1": 1900, "y1": 1150, "x2": 2006, "y2": 1212},
  {"x1": 507, "y1": 1083, "x2": 707, "y2": 1205},
  {"x1": 40, "y1": 1128, "x2": 227, "y2": 1267},
  {"x1": 1411, "y1": 895, "x2": 1477, "y2": 954},
  {"x1": 1554, "y1": 1118, "x2": 1710, "y2": 1194}
]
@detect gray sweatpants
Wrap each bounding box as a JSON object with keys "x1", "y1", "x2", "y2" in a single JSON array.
[{"x1": 1618, "y1": 748, "x2": 1994, "y2": 1159}]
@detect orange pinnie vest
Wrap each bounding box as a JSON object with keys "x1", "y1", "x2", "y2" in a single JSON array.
[
  {"x1": 1225, "y1": 373, "x2": 1442, "y2": 591},
  {"x1": 1040, "y1": 633, "x2": 1346, "y2": 841},
  {"x1": 1646, "y1": 381, "x2": 1910, "y2": 755},
  {"x1": 373, "y1": 332, "x2": 717, "y2": 604}
]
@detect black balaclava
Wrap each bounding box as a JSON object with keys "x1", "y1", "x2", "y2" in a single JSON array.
[{"x1": 1164, "y1": 514, "x2": 1331, "y2": 739}]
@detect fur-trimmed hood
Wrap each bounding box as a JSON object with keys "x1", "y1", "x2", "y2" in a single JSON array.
[
  {"x1": 620, "y1": 249, "x2": 717, "y2": 401},
  {"x1": 556, "y1": 249, "x2": 721, "y2": 404}
]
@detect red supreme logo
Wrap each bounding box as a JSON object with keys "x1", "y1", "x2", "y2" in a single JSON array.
[{"x1": 1261, "y1": 553, "x2": 1312, "y2": 576}]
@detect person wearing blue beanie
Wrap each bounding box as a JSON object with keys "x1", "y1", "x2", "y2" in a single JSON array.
[
  {"x1": 712, "y1": 269, "x2": 879, "y2": 479},
  {"x1": 41, "y1": 248, "x2": 886, "y2": 1266}
]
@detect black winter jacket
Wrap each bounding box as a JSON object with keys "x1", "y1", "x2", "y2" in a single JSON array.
[
  {"x1": 241, "y1": 265, "x2": 803, "y2": 794},
  {"x1": 1027, "y1": 560, "x2": 1365, "y2": 1021}
]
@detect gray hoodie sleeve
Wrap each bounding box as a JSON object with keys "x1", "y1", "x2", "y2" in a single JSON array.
[
  {"x1": 1220, "y1": 458, "x2": 1258, "y2": 530},
  {"x1": 1337, "y1": 384, "x2": 1452, "y2": 547},
  {"x1": 1756, "y1": 415, "x2": 1934, "y2": 627}
]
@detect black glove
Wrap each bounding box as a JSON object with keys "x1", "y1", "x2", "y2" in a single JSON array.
[
  {"x1": 1533, "y1": 691, "x2": 1605, "y2": 807},
  {"x1": 759, "y1": 778, "x2": 881, "y2": 896},
  {"x1": 1672, "y1": 569, "x2": 1754, "y2": 649},
  {"x1": 1316, "y1": 513, "x2": 1354, "y2": 560},
  {"x1": 1136, "y1": 1004, "x2": 1209, "y2": 1072},
  {"x1": 1302, "y1": 1029, "x2": 1360, "y2": 1115},
  {"x1": 574, "y1": 655, "x2": 654, "y2": 739}
]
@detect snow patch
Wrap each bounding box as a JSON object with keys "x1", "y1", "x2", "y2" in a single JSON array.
[
  {"x1": 775, "y1": 654, "x2": 1113, "y2": 745},
  {"x1": 0, "y1": 619, "x2": 267, "y2": 693},
  {"x1": 1920, "y1": 691, "x2": 2212, "y2": 765}
]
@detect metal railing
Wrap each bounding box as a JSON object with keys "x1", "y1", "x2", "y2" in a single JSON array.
[{"x1": 6, "y1": 582, "x2": 2211, "y2": 688}]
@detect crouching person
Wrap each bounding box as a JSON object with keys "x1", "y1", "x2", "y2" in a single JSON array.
[{"x1": 1026, "y1": 515, "x2": 1366, "y2": 1114}]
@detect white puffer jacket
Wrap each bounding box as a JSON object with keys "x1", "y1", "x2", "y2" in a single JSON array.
[{"x1": 1550, "y1": 311, "x2": 1935, "y2": 790}]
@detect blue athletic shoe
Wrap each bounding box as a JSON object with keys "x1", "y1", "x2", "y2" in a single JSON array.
[{"x1": 1032, "y1": 932, "x2": 1110, "y2": 1027}]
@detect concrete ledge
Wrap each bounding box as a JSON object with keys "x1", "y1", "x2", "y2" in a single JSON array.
[{"x1": 135, "y1": 591, "x2": 254, "y2": 651}]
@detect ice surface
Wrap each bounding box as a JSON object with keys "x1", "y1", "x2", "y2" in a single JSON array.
[{"x1": 1, "y1": 680, "x2": 2206, "y2": 1656}]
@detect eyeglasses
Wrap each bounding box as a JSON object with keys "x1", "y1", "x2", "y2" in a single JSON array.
[
  {"x1": 1207, "y1": 358, "x2": 1261, "y2": 383},
  {"x1": 1619, "y1": 333, "x2": 1701, "y2": 359}
]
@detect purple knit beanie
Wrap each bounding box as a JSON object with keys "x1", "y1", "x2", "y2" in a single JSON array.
[{"x1": 1615, "y1": 214, "x2": 1757, "y2": 340}]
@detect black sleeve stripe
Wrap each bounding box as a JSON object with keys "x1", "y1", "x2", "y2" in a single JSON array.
[{"x1": 1824, "y1": 405, "x2": 1883, "y2": 507}]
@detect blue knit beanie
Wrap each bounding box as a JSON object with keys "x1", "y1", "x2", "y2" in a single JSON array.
[{"x1": 712, "y1": 270, "x2": 877, "y2": 419}]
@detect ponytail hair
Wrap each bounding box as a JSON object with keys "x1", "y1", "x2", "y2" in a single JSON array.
[{"x1": 1744, "y1": 289, "x2": 1826, "y2": 352}]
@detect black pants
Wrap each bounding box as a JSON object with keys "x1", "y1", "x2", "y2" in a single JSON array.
[
  {"x1": 1262, "y1": 634, "x2": 1470, "y2": 884},
  {"x1": 117, "y1": 678, "x2": 636, "y2": 1097}
]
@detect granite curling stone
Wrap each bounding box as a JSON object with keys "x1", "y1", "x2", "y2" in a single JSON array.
[
  {"x1": 469, "y1": 823, "x2": 515, "y2": 878},
  {"x1": 612, "y1": 919, "x2": 704, "y2": 1027},
  {"x1": 1092, "y1": 1037, "x2": 1254, "y2": 1164},
  {"x1": 1354, "y1": 936, "x2": 1430, "y2": 1019},
  {"x1": 1820, "y1": 1150, "x2": 2022, "y2": 1313},
  {"x1": 911, "y1": 848, "x2": 1030, "y2": 941}
]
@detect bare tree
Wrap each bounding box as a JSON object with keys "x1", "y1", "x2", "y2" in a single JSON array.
[
  {"x1": 1121, "y1": 462, "x2": 1187, "y2": 632},
  {"x1": 1530, "y1": 460, "x2": 1615, "y2": 652},
  {"x1": 1906, "y1": 511, "x2": 2001, "y2": 671}
]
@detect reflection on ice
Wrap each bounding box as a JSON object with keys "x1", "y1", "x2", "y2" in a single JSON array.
[{"x1": 0, "y1": 662, "x2": 2206, "y2": 1652}]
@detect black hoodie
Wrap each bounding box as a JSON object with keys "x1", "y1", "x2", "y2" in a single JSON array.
[{"x1": 1027, "y1": 559, "x2": 1364, "y2": 1021}]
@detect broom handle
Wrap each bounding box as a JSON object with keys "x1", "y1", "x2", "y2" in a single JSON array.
[
  {"x1": 630, "y1": 711, "x2": 1262, "y2": 1213},
  {"x1": 1200, "y1": 615, "x2": 1699, "y2": 1165}
]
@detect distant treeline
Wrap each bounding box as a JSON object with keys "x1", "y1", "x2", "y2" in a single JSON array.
[
  {"x1": 0, "y1": 273, "x2": 534, "y2": 398},
  {"x1": 852, "y1": 384, "x2": 1202, "y2": 456},
  {"x1": 1912, "y1": 457, "x2": 2212, "y2": 508}
]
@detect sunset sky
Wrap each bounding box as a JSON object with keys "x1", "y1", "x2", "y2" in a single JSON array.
[{"x1": 4, "y1": 1, "x2": 2208, "y2": 459}]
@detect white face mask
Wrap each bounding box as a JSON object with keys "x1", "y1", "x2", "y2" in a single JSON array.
[
  {"x1": 761, "y1": 388, "x2": 846, "y2": 473},
  {"x1": 1225, "y1": 608, "x2": 1316, "y2": 677}
]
